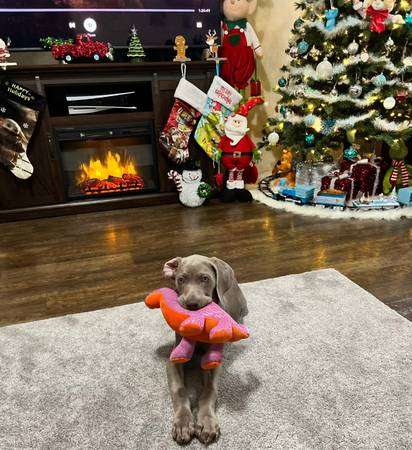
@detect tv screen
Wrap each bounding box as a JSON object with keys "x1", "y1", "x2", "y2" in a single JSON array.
[{"x1": 0, "y1": 0, "x2": 221, "y2": 50}]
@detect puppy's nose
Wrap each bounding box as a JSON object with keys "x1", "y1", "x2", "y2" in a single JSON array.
[{"x1": 186, "y1": 302, "x2": 200, "y2": 311}]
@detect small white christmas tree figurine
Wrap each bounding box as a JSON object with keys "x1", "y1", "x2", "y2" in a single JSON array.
[{"x1": 127, "y1": 25, "x2": 145, "y2": 63}]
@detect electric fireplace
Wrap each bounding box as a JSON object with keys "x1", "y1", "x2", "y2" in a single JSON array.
[{"x1": 56, "y1": 123, "x2": 158, "y2": 200}]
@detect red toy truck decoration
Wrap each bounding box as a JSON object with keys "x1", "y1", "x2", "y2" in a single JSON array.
[{"x1": 51, "y1": 34, "x2": 113, "y2": 63}]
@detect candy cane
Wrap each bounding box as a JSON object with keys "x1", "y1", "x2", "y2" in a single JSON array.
[{"x1": 168, "y1": 170, "x2": 183, "y2": 192}]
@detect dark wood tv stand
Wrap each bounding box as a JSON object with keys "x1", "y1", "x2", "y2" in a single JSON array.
[{"x1": 0, "y1": 61, "x2": 215, "y2": 222}]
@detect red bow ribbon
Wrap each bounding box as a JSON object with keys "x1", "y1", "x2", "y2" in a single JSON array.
[
  {"x1": 390, "y1": 160, "x2": 409, "y2": 187},
  {"x1": 366, "y1": 6, "x2": 389, "y2": 33}
]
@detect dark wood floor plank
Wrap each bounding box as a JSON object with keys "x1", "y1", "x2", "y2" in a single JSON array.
[{"x1": 0, "y1": 201, "x2": 411, "y2": 326}]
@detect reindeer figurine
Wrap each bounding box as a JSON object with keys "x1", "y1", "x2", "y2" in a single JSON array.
[{"x1": 205, "y1": 29, "x2": 219, "y2": 59}]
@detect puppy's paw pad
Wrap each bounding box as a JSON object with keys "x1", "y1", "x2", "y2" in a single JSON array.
[
  {"x1": 172, "y1": 414, "x2": 195, "y2": 444},
  {"x1": 196, "y1": 415, "x2": 220, "y2": 444}
]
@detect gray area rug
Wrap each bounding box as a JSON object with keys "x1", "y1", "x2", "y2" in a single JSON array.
[{"x1": 0, "y1": 269, "x2": 411, "y2": 449}]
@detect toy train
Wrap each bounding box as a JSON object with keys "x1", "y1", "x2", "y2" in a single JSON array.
[
  {"x1": 259, "y1": 176, "x2": 411, "y2": 211},
  {"x1": 275, "y1": 178, "x2": 346, "y2": 210}
]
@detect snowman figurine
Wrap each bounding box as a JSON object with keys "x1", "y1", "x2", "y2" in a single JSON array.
[{"x1": 168, "y1": 163, "x2": 211, "y2": 208}]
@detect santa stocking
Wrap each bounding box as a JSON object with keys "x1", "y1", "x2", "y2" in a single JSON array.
[
  {"x1": 159, "y1": 74, "x2": 207, "y2": 164},
  {"x1": 195, "y1": 76, "x2": 242, "y2": 160}
]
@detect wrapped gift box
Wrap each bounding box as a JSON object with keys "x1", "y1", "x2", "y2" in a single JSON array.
[
  {"x1": 321, "y1": 159, "x2": 380, "y2": 203},
  {"x1": 398, "y1": 187, "x2": 412, "y2": 206}
]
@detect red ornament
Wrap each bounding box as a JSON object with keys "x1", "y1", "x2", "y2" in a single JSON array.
[
  {"x1": 250, "y1": 79, "x2": 262, "y2": 97},
  {"x1": 366, "y1": 5, "x2": 389, "y2": 33},
  {"x1": 396, "y1": 89, "x2": 409, "y2": 103}
]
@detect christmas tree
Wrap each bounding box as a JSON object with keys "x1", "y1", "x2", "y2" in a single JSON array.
[
  {"x1": 127, "y1": 26, "x2": 145, "y2": 63},
  {"x1": 261, "y1": 0, "x2": 412, "y2": 164}
]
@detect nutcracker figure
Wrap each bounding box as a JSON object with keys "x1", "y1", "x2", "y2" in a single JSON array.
[{"x1": 218, "y1": 96, "x2": 263, "y2": 202}]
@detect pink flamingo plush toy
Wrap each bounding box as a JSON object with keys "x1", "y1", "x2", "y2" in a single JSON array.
[{"x1": 145, "y1": 288, "x2": 249, "y2": 370}]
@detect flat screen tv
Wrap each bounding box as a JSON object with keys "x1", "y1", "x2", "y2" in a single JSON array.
[{"x1": 0, "y1": 0, "x2": 221, "y2": 50}]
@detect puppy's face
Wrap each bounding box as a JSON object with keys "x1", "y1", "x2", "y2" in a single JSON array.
[{"x1": 164, "y1": 256, "x2": 216, "y2": 311}]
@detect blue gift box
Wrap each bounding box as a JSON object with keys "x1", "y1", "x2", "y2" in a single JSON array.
[
  {"x1": 398, "y1": 187, "x2": 412, "y2": 206},
  {"x1": 295, "y1": 185, "x2": 315, "y2": 200}
]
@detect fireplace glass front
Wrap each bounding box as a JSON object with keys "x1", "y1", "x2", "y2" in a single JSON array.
[{"x1": 56, "y1": 123, "x2": 158, "y2": 200}]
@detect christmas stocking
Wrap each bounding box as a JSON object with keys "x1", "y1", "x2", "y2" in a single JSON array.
[
  {"x1": 195, "y1": 76, "x2": 242, "y2": 160},
  {"x1": 159, "y1": 75, "x2": 207, "y2": 164},
  {"x1": 0, "y1": 80, "x2": 45, "y2": 180}
]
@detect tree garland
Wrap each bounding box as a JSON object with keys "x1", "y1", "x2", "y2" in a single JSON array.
[
  {"x1": 304, "y1": 16, "x2": 367, "y2": 37},
  {"x1": 273, "y1": 111, "x2": 375, "y2": 129}
]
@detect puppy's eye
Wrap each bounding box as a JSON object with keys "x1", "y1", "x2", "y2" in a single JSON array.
[{"x1": 201, "y1": 275, "x2": 209, "y2": 283}]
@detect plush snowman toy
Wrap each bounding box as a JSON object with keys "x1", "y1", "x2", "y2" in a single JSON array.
[{"x1": 168, "y1": 167, "x2": 210, "y2": 208}]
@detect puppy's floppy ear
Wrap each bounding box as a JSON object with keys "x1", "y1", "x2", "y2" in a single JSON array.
[
  {"x1": 163, "y1": 257, "x2": 182, "y2": 279},
  {"x1": 210, "y1": 257, "x2": 248, "y2": 322}
]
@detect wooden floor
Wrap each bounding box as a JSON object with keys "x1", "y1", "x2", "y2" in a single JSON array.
[{"x1": 0, "y1": 201, "x2": 411, "y2": 327}]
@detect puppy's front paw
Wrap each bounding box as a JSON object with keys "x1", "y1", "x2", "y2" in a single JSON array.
[
  {"x1": 172, "y1": 410, "x2": 195, "y2": 444},
  {"x1": 196, "y1": 414, "x2": 220, "y2": 444}
]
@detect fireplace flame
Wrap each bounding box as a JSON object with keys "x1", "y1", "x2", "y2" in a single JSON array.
[{"x1": 77, "y1": 150, "x2": 137, "y2": 184}]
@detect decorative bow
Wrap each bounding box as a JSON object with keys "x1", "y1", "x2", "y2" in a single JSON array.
[
  {"x1": 390, "y1": 160, "x2": 409, "y2": 187},
  {"x1": 366, "y1": 6, "x2": 389, "y2": 33}
]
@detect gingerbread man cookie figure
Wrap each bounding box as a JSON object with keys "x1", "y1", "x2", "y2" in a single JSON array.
[{"x1": 173, "y1": 35, "x2": 191, "y2": 62}]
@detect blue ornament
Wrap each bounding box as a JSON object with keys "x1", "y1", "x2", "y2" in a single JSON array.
[
  {"x1": 278, "y1": 77, "x2": 287, "y2": 87},
  {"x1": 405, "y1": 13, "x2": 412, "y2": 30},
  {"x1": 305, "y1": 133, "x2": 315, "y2": 146},
  {"x1": 344, "y1": 146, "x2": 360, "y2": 161},
  {"x1": 321, "y1": 118, "x2": 336, "y2": 135},
  {"x1": 294, "y1": 18, "x2": 304, "y2": 30},
  {"x1": 372, "y1": 73, "x2": 387, "y2": 87},
  {"x1": 325, "y1": 8, "x2": 339, "y2": 31},
  {"x1": 304, "y1": 114, "x2": 316, "y2": 127},
  {"x1": 298, "y1": 40, "x2": 309, "y2": 55}
]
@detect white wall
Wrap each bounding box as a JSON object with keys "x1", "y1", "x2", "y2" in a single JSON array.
[{"x1": 248, "y1": 0, "x2": 298, "y2": 177}]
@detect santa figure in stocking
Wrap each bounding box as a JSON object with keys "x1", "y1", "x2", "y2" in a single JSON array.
[{"x1": 218, "y1": 96, "x2": 263, "y2": 202}]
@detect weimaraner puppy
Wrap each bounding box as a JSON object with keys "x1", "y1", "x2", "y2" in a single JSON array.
[{"x1": 163, "y1": 255, "x2": 248, "y2": 445}]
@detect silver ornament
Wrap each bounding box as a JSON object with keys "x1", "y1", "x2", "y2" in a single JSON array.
[
  {"x1": 348, "y1": 40, "x2": 359, "y2": 55},
  {"x1": 360, "y1": 51, "x2": 369, "y2": 63},
  {"x1": 349, "y1": 84, "x2": 363, "y2": 98},
  {"x1": 289, "y1": 46, "x2": 299, "y2": 58},
  {"x1": 383, "y1": 96, "x2": 396, "y2": 109},
  {"x1": 316, "y1": 58, "x2": 333, "y2": 80},
  {"x1": 268, "y1": 131, "x2": 280, "y2": 145},
  {"x1": 330, "y1": 87, "x2": 338, "y2": 97}
]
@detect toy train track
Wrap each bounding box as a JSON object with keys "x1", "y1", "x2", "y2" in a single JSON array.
[{"x1": 258, "y1": 175, "x2": 277, "y2": 199}]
